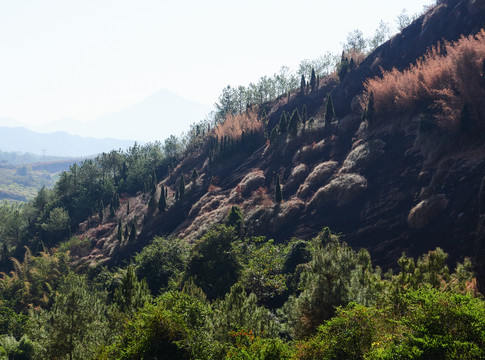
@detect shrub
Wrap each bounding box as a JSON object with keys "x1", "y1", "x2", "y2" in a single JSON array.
[
  {"x1": 133, "y1": 236, "x2": 189, "y2": 295},
  {"x1": 214, "y1": 110, "x2": 263, "y2": 141},
  {"x1": 186, "y1": 225, "x2": 240, "y2": 300},
  {"x1": 225, "y1": 333, "x2": 293, "y2": 360},
  {"x1": 363, "y1": 30, "x2": 485, "y2": 132}
]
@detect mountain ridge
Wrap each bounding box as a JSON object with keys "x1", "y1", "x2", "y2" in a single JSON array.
[
  {"x1": 1, "y1": 89, "x2": 213, "y2": 142},
  {"x1": 0, "y1": 126, "x2": 137, "y2": 157}
]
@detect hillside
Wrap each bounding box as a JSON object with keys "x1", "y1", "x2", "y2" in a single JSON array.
[
  {"x1": 0, "y1": 158, "x2": 82, "y2": 202},
  {"x1": 66, "y1": 0, "x2": 485, "y2": 285}
]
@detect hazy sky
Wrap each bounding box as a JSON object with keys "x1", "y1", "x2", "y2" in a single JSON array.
[{"x1": 0, "y1": 0, "x2": 433, "y2": 126}]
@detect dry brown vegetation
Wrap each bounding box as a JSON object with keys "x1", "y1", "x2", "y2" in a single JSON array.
[
  {"x1": 214, "y1": 110, "x2": 263, "y2": 140},
  {"x1": 364, "y1": 29, "x2": 485, "y2": 131}
]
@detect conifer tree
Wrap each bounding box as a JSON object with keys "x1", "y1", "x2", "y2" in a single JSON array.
[
  {"x1": 301, "y1": 104, "x2": 308, "y2": 127},
  {"x1": 129, "y1": 222, "x2": 136, "y2": 243},
  {"x1": 113, "y1": 265, "x2": 150, "y2": 313},
  {"x1": 349, "y1": 57, "x2": 355, "y2": 70},
  {"x1": 225, "y1": 205, "x2": 244, "y2": 233},
  {"x1": 275, "y1": 174, "x2": 283, "y2": 203},
  {"x1": 324, "y1": 93, "x2": 335, "y2": 126},
  {"x1": 278, "y1": 112, "x2": 288, "y2": 134},
  {"x1": 126, "y1": 201, "x2": 130, "y2": 215},
  {"x1": 288, "y1": 108, "x2": 300, "y2": 137},
  {"x1": 338, "y1": 52, "x2": 350, "y2": 81},
  {"x1": 124, "y1": 224, "x2": 129, "y2": 240},
  {"x1": 310, "y1": 68, "x2": 317, "y2": 91},
  {"x1": 159, "y1": 185, "x2": 167, "y2": 211},
  {"x1": 117, "y1": 219, "x2": 122, "y2": 241},
  {"x1": 191, "y1": 168, "x2": 199, "y2": 183},
  {"x1": 270, "y1": 125, "x2": 279, "y2": 146},
  {"x1": 300, "y1": 74, "x2": 306, "y2": 94}
]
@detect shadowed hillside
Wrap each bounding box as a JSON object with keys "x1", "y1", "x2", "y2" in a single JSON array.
[{"x1": 62, "y1": 0, "x2": 485, "y2": 291}]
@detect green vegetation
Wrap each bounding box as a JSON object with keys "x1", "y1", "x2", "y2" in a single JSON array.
[{"x1": 0, "y1": 225, "x2": 481, "y2": 359}]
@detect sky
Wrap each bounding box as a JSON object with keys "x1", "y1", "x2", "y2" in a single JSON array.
[{"x1": 0, "y1": 0, "x2": 434, "y2": 127}]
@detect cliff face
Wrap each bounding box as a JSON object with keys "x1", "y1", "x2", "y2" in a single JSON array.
[{"x1": 81, "y1": 0, "x2": 485, "y2": 287}]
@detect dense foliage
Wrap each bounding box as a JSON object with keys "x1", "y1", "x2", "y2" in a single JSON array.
[{"x1": 0, "y1": 222, "x2": 481, "y2": 359}]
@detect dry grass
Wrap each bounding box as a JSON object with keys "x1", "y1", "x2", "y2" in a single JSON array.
[
  {"x1": 364, "y1": 29, "x2": 485, "y2": 130},
  {"x1": 340, "y1": 139, "x2": 385, "y2": 173},
  {"x1": 269, "y1": 198, "x2": 305, "y2": 231},
  {"x1": 308, "y1": 173, "x2": 367, "y2": 208},
  {"x1": 293, "y1": 139, "x2": 328, "y2": 163},
  {"x1": 214, "y1": 110, "x2": 263, "y2": 140},
  {"x1": 237, "y1": 170, "x2": 266, "y2": 198},
  {"x1": 283, "y1": 164, "x2": 309, "y2": 192},
  {"x1": 297, "y1": 161, "x2": 338, "y2": 199}
]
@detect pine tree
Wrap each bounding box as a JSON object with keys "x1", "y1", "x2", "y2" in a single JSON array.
[
  {"x1": 191, "y1": 168, "x2": 199, "y2": 183},
  {"x1": 349, "y1": 57, "x2": 355, "y2": 70},
  {"x1": 129, "y1": 222, "x2": 136, "y2": 243},
  {"x1": 225, "y1": 205, "x2": 244, "y2": 233},
  {"x1": 288, "y1": 108, "x2": 300, "y2": 137},
  {"x1": 310, "y1": 68, "x2": 317, "y2": 91},
  {"x1": 301, "y1": 105, "x2": 308, "y2": 127},
  {"x1": 300, "y1": 74, "x2": 306, "y2": 94},
  {"x1": 279, "y1": 112, "x2": 288, "y2": 134},
  {"x1": 159, "y1": 185, "x2": 167, "y2": 211},
  {"x1": 124, "y1": 224, "x2": 129, "y2": 240},
  {"x1": 117, "y1": 219, "x2": 122, "y2": 241},
  {"x1": 113, "y1": 265, "x2": 150, "y2": 313},
  {"x1": 275, "y1": 174, "x2": 283, "y2": 203},
  {"x1": 338, "y1": 52, "x2": 349, "y2": 81},
  {"x1": 324, "y1": 93, "x2": 335, "y2": 126}
]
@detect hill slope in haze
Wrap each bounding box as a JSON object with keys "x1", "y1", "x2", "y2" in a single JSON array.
[
  {"x1": 0, "y1": 127, "x2": 136, "y2": 157},
  {"x1": 32, "y1": 89, "x2": 213, "y2": 142}
]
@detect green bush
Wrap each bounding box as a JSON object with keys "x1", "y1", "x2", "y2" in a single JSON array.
[
  {"x1": 133, "y1": 236, "x2": 189, "y2": 294},
  {"x1": 98, "y1": 291, "x2": 211, "y2": 360},
  {"x1": 186, "y1": 225, "x2": 240, "y2": 300}
]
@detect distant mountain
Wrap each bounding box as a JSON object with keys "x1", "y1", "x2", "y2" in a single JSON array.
[
  {"x1": 0, "y1": 117, "x2": 25, "y2": 128},
  {"x1": 33, "y1": 89, "x2": 213, "y2": 142},
  {"x1": 0, "y1": 127, "x2": 136, "y2": 157}
]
